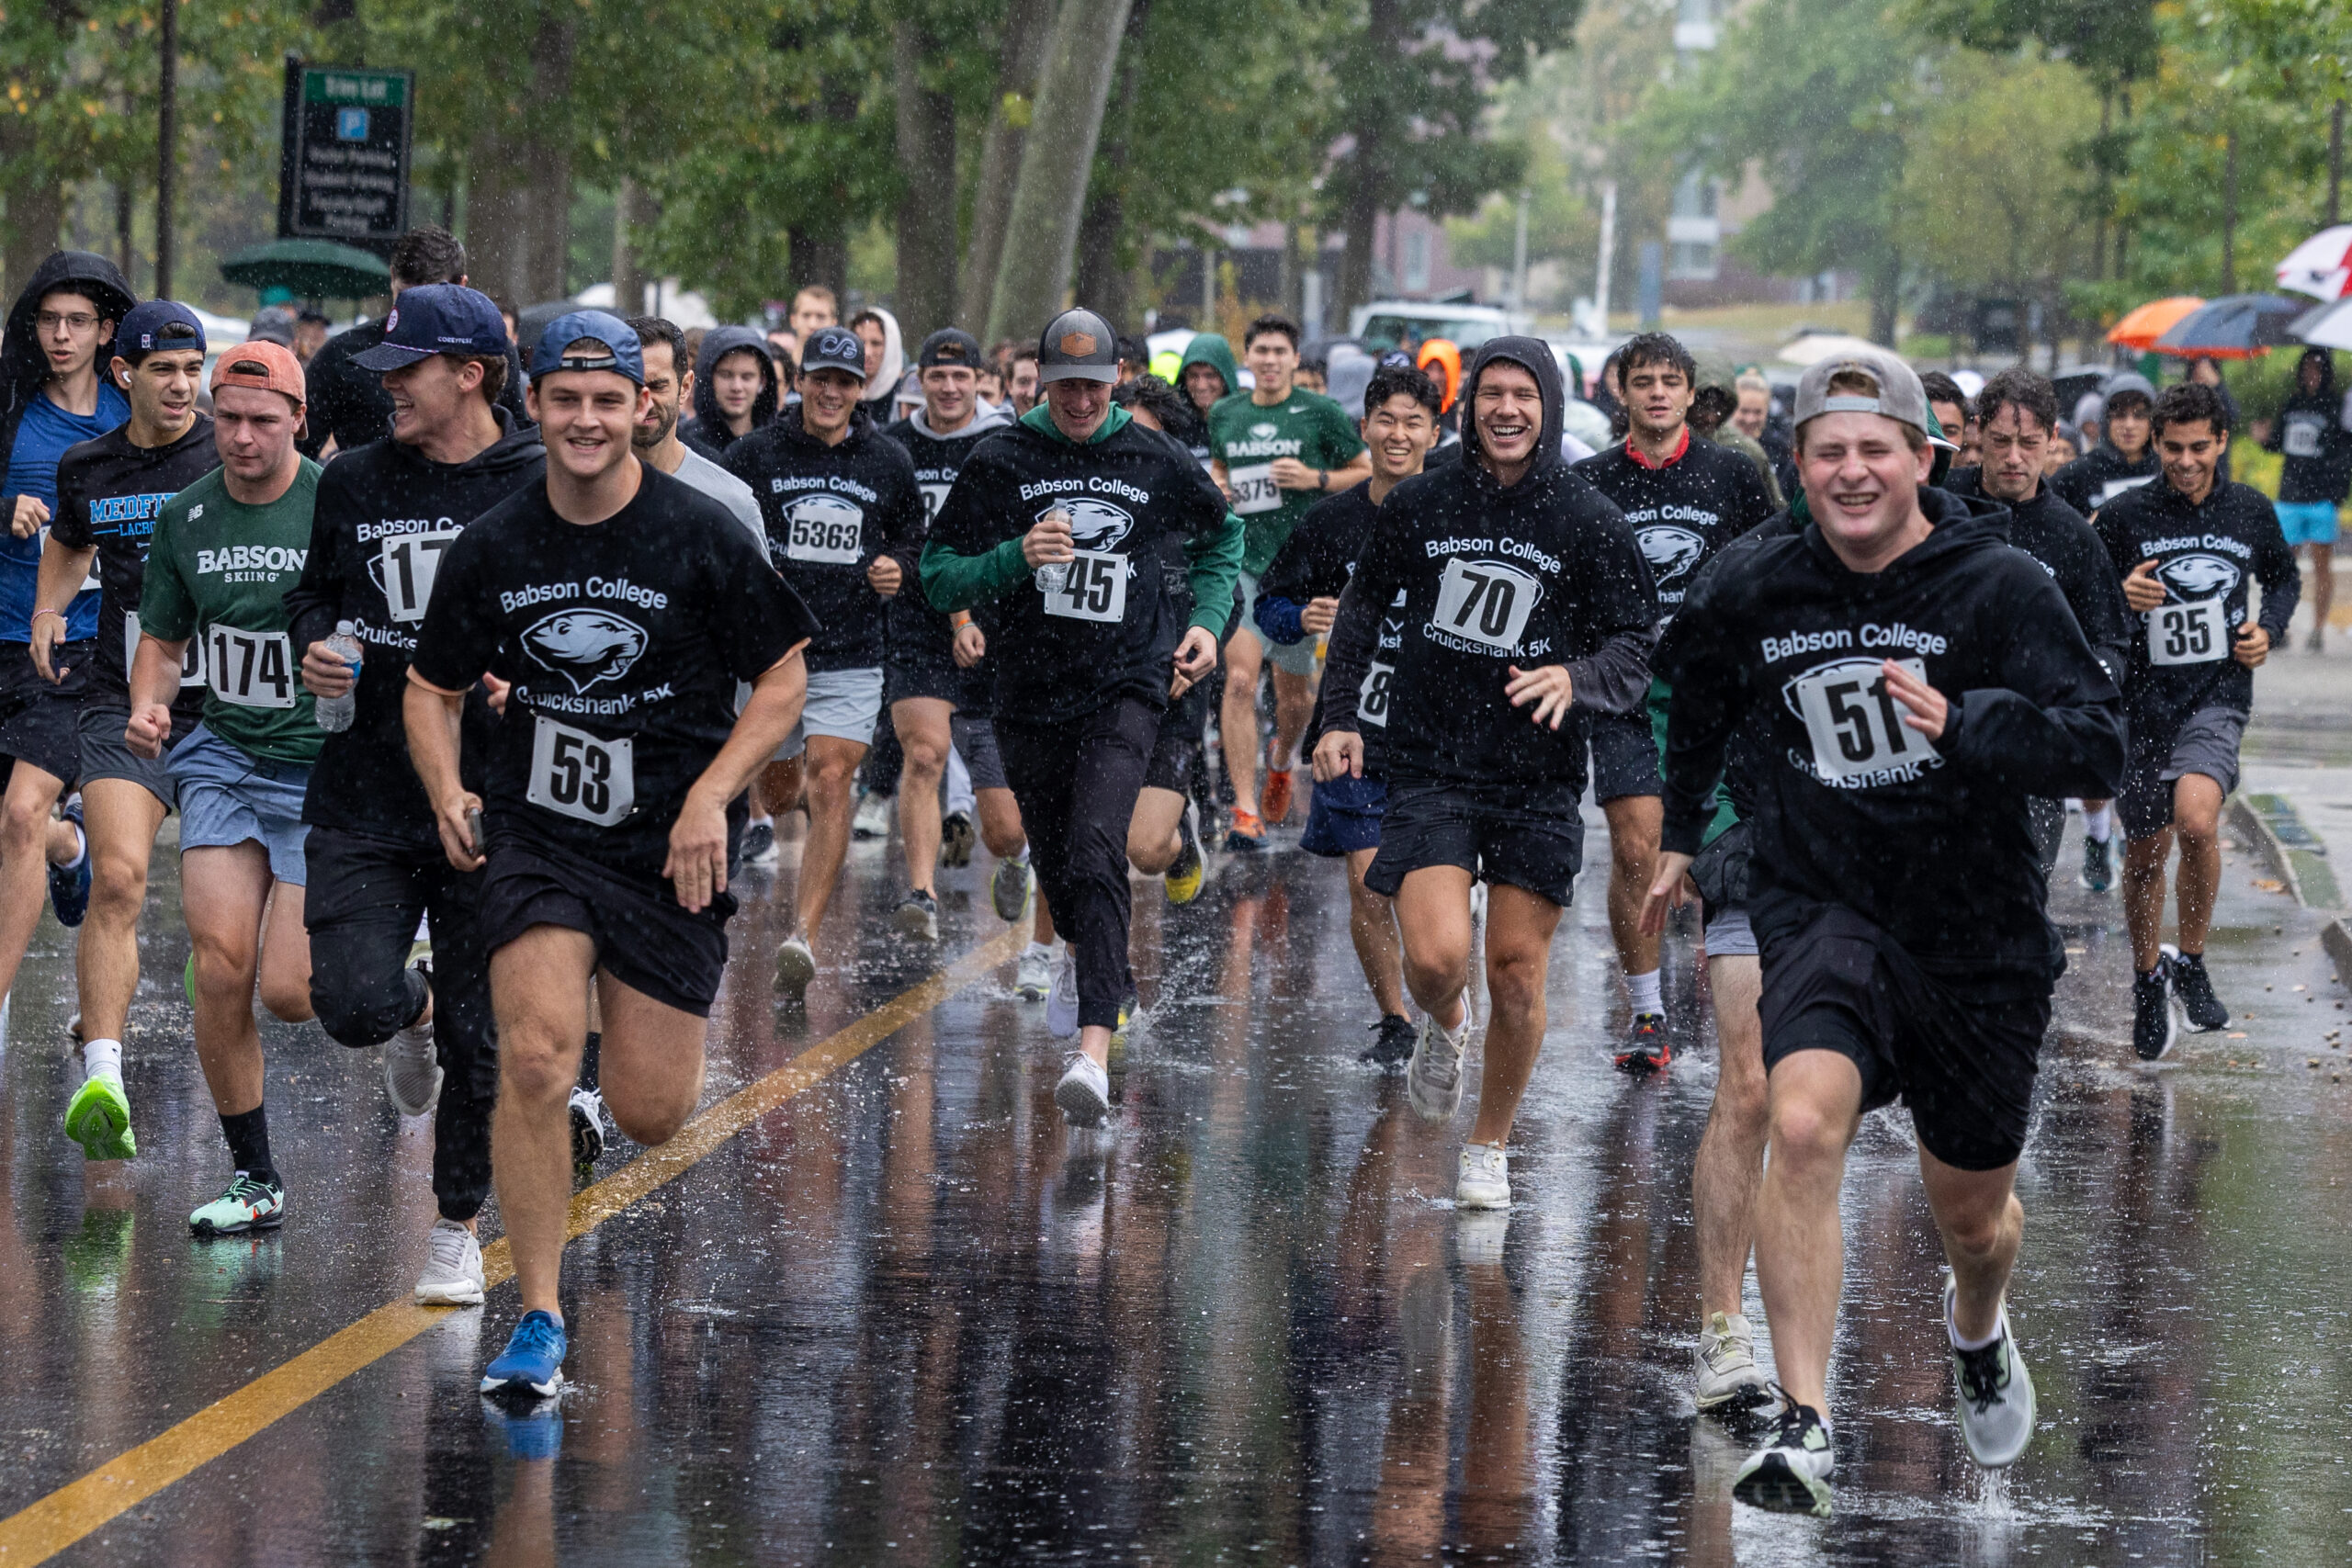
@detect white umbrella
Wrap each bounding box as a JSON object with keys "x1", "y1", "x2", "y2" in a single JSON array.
[
  {"x1": 1775, "y1": 332, "x2": 1888, "y2": 367},
  {"x1": 2277, "y1": 226, "x2": 2352, "y2": 301},
  {"x1": 2290, "y1": 297, "x2": 2352, "y2": 350}
]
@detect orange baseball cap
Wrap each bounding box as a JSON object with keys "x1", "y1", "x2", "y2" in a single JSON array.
[{"x1": 210, "y1": 339, "x2": 306, "y2": 403}]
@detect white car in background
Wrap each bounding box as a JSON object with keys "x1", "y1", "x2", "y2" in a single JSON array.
[{"x1": 1349, "y1": 299, "x2": 1532, "y2": 352}]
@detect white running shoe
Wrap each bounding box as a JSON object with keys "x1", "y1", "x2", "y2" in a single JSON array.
[
  {"x1": 569, "y1": 1085, "x2": 607, "y2": 1168},
  {"x1": 853, "y1": 792, "x2": 892, "y2": 840},
  {"x1": 775, "y1": 936, "x2": 816, "y2": 998},
  {"x1": 1456, "y1": 1142, "x2": 1510, "y2": 1209},
  {"x1": 1054, "y1": 1053, "x2": 1111, "y2": 1127},
  {"x1": 1046, "y1": 945, "x2": 1080, "y2": 1039},
  {"x1": 1946, "y1": 1277, "x2": 2037, "y2": 1468},
  {"x1": 1696, "y1": 1312, "x2": 1775, "y2": 1413},
  {"x1": 1406, "y1": 997, "x2": 1473, "y2": 1122},
  {"x1": 385, "y1": 1013, "x2": 443, "y2": 1119},
  {"x1": 991, "y1": 855, "x2": 1034, "y2": 923},
  {"x1": 1016, "y1": 942, "x2": 1054, "y2": 1001},
  {"x1": 414, "y1": 1217, "x2": 485, "y2": 1306}
]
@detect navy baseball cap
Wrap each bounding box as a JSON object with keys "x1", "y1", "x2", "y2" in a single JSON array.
[
  {"x1": 917, "y1": 328, "x2": 982, "y2": 369},
  {"x1": 353, "y1": 284, "x2": 510, "y2": 371},
  {"x1": 531, "y1": 310, "x2": 644, "y2": 386},
  {"x1": 800, "y1": 325, "x2": 867, "y2": 381},
  {"x1": 114, "y1": 300, "x2": 207, "y2": 362}
]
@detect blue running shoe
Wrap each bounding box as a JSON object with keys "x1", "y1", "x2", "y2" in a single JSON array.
[
  {"x1": 49, "y1": 798, "x2": 89, "y2": 928},
  {"x1": 481, "y1": 1310, "x2": 568, "y2": 1398}
]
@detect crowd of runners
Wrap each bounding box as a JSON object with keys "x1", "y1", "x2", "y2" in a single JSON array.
[{"x1": 1, "y1": 219, "x2": 2333, "y2": 1517}]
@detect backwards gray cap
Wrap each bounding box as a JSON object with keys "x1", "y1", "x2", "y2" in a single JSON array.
[{"x1": 1792, "y1": 345, "x2": 1931, "y2": 434}]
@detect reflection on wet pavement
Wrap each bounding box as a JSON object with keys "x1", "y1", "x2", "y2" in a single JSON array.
[{"x1": 2, "y1": 807, "x2": 2347, "y2": 1564}]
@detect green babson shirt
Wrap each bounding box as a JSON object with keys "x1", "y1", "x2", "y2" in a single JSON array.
[
  {"x1": 138, "y1": 458, "x2": 324, "y2": 765},
  {"x1": 1206, "y1": 386, "x2": 1365, "y2": 575}
]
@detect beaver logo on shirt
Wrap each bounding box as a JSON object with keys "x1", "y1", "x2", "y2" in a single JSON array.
[
  {"x1": 1636, "y1": 525, "x2": 1708, "y2": 584},
  {"x1": 2159, "y1": 554, "x2": 2240, "y2": 600},
  {"x1": 1039, "y1": 497, "x2": 1135, "y2": 553},
  {"x1": 523, "y1": 608, "x2": 650, "y2": 694}
]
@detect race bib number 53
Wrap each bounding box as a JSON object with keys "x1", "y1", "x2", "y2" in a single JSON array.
[
  {"x1": 206, "y1": 626, "x2": 294, "y2": 708},
  {"x1": 1789, "y1": 656, "x2": 1937, "y2": 783},
  {"x1": 526, "y1": 714, "x2": 635, "y2": 827},
  {"x1": 2148, "y1": 599, "x2": 2228, "y2": 666}
]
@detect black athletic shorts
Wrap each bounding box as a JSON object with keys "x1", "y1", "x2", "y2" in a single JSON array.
[
  {"x1": 477, "y1": 842, "x2": 735, "y2": 1017},
  {"x1": 1589, "y1": 708, "x2": 1661, "y2": 802},
  {"x1": 1364, "y1": 776, "x2": 1584, "y2": 908},
  {"x1": 1144, "y1": 680, "x2": 1212, "y2": 795},
  {"x1": 78, "y1": 700, "x2": 195, "y2": 809},
  {"x1": 883, "y1": 600, "x2": 967, "y2": 707},
  {"x1": 1754, "y1": 897, "x2": 2050, "y2": 1172},
  {"x1": 0, "y1": 639, "x2": 89, "y2": 787},
  {"x1": 2118, "y1": 703, "x2": 2246, "y2": 840}
]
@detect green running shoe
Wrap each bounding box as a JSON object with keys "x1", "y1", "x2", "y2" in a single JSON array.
[
  {"x1": 189, "y1": 1171, "x2": 285, "y2": 1236},
  {"x1": 64, "y1": 1071, "x2": 135, "y2": 1161},
  {"x1": 184, "y1": 952, "x2": 197, "y2": 1007}
]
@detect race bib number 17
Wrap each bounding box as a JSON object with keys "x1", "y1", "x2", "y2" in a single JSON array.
[
  {"x1": 380, "y1": 529, "x2": 460, "y2": 623},
  {"x1": 1791, "y1": 656, "x2": 1937, "y2": 783},
  {"x1": 526, "y1": 714, "x2": 636, "y2": 827}
]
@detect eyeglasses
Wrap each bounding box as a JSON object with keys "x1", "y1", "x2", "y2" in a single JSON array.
[{"x1": 36, "y1": 311, "x2": 99, "y2": 333}]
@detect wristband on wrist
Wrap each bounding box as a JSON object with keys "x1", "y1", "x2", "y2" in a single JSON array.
[{"x1": 30, "y1": 607, "x2": 63, "y2": 626}]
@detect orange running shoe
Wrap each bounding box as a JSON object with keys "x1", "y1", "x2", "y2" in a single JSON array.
[
  {"x1": 1261, "y1": 767, "x2": 1294, "y2": 826},
  {"x1": 1224, "y1": 808, "x2": 1266, "y2": 852}
]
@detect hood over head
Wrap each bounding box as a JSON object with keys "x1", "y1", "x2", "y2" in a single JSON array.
[
  {"x1": 1177, "y1": 333, "x2": 1239, "y2": 401},
  {"x1": 690, "y1": 325, "x2": 780, "y2": 446},
  {"x1": 1325, "y1": 344, "x2": 1376, "y2": 419},
  {"x1": 853, "y1": 307, "x2": 905, "y2": 407},
  {"x1": 1457, "y1": 335, "x2": 1565, "y2": 479},
  {"x1": 2293, "y1": 345, "x2": 2338, "y2": 401},
  {"x1": 2, "y1": 250, "x2": 137, "y2": 453}
]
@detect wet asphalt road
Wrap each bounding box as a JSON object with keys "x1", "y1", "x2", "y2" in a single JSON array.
[{"x1": 1, "y1": 797, "x2": 2347, "y2": 1566}]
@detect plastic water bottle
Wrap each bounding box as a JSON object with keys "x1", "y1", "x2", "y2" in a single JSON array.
[
  {"x1": 1033, "y1": 505, "x2": 1072, "y2": 597},
  {"x1": 314, "y1": 620, "x2": 363, "y2": 732}
]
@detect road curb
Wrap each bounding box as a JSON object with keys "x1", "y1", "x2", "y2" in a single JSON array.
[{"x1": 2233, "y1": 792, "x2": 2352, "y2": 987}]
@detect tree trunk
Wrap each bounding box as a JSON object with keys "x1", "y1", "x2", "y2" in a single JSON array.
[
  {"x1": 461, "y1": 118, "x2": 524, "y2": 299},
  {"x1": 893, "y1": 19, "x2": 959, "y2": 341},
  {"x1": 1867, "y1": 245, "x2": 1900, "y2": 347},
  {"x1": 1069, "y1": 0, "x2": 1151, "y2": 325},
  {"x1": 958, "y1": 0, "x2": 1057, "y2": 334},
  {"x1": 522, "y1": 8, "x2": 577, "y2": 300},
  {"x1": 983, "y1": 0, "x2": 1134, "y2": 345},
  {"x1": 2, "y1": 166, "x2": 63, "y2": 305},
  {"x1": 789, "y1": 227, "x2": 849, "y2": 306},
  {"x1": 1334, "y1": 0, "x2": 1401, "y2": 317},
  {"x1": 612, "y1": 178, "x2": 649, "y2": 317}
]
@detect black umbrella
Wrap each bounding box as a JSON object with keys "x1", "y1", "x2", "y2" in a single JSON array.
[{"x1": 2153, "y1": 292, "x2": 2306, "y2": 359}]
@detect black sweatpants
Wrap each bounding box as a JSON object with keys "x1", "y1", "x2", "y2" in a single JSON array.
[
  {"x1": 998, "y1": 697, "x2": 1160, "y2": 1030},
  {"x1": 304, "y1": 824, "x2": 498, "y2": 1223}
]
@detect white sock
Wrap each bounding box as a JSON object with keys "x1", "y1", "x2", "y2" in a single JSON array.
[
  {"x1": 751, "y1": 810, "x2": 774, "y2": 829},
  {"x1": 83, "y1": 1037, "x2": 122, "y2": 1080},
  {"x1": 1008, "y1": 846, "x2": 1030, "y2": 868},
  {"x1": 2084, "y1": 805, "x2": 2113, "y2": 842},
  {"x1": 1270, "y1": 741, "x2": 1297, "y2": 773},
  {"x1": 1625, "y1": 968, "x2": 1664, "y2": 1016},
  {"x1": 1023, "y1": 940, "x2": 1054, "y2": 961},
  {"x1": 57, "y1": 821, "x2": 86, "y2": 872},
  {"x1": 1947, "y1": 1294, "x2": 2004, "y2": 1352}
]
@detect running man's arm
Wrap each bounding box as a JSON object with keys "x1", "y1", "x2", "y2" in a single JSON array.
[
  {"x1": 1181, "y1": 505, "x2": 1245, "y2": 637},
  {"x1": 1945, "y1": 570, "x2": 2127, "y2": 801},
  {"x1": 402, "y1": 673, "x2": 481, "y2": 873},
  {"x1": 1317, "y1": 505, "x2": 1411, "y2": 751},
  {"x1": 919, "y1": 457, "x2": 1033, "y2": 612},
  {"x1": 1251, "y1": 523, "x2": 1316, "y2": 646},
  {"x1": 31, "y1": 534, "x2": 96, "y2": 682},
  {"x1": 667, "y1": 646, "x2": 808, "y2": 913},
  {"x1": 1653, "y1": 559, "x2": 1755, "y2": 860},
  {"x1": 1558, "y1": 508, "x2": 1662, "y2": 717}
]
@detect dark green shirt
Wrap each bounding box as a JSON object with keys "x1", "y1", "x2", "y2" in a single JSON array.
[{"x1": 1206, "y1": 387, "x2": 1365, "y2": 574}]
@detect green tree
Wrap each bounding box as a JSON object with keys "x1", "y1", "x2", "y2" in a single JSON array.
[{"x1": 1442, "y1": 137, "x2": 1598, "y2": 296}]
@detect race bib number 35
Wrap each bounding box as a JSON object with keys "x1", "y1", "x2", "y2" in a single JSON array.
[
  {"x1": 1790, "y1": 656, "x2": 1937, "y2": 783},
  {"x1": 379, "y1": 529, "x2": 460, "y2": 623},
  {"x1": 2149, "y1": 599, "x2": 2229, "y2": 666},
  {"x1": 1041, "y1": 550, "x2": 1128, "y2": 623},
  {"x1": 206, "y1": 626, "x2": 294, "y2": 708},
  {"x1": 1431, "y1": 558, "x2": 1540, "y2": 651},
  {"x1": 1227, "y1": 462, "x2": 1281, "y2": 516},
  {"x1": 526, "y1": 714, "x2": 636, "y2": 827}
]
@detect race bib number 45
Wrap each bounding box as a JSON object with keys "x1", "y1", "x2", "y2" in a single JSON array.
[
  {"x1": 2148, "y1": 599, "x2": 2229, "y2": 666},
  {"x1": 1431, "y1": 558, "x2": 1539, "y2": 652},
  {"x1": 1041, "y1": 550, "x2": 1127, "y2": 622},
  {"x1": 1787, "y1": 656, "x2": 1937, "y2": 784},
  {"x1": 1227, "y1": 462, "x2": 1281, "y2": 515},
  {"x1": 206, "y1": 626, "x2": 294, "y2": 708},
  {"x1": 526, "y1": 714, "x2": 636, "y2": 827},
  {"x1": 379, "y1": 529, "x2": 460, "y2": 623}
]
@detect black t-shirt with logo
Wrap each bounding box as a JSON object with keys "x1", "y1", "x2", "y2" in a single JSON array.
[
  {"x1": 723, "y1": 405, "x2": 922, "y2": 674},
  {"x1": 50, "y1": 416, "x2": 219, "y2": 713},
  {"x1": 1255, "y1": 481, "x2": 1399, "y2": 750},
  {"x1": 1572, "y1": 433, "x2": 1779, "y2": 616},
  {"x1": 884, "y1": 410, "x2": 1008, "y2": 667},
  {"x1": 412, "y1": 466, "x2": 819, "y2": 886}
]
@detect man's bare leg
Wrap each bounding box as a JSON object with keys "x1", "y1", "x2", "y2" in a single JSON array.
[
  {"x1": 1343, "y1": 846, "x2": 1405, "y2": 1018},
  {"x1": 1126, "y1": 785, "x2": 1188, "y2": 875},
  {"x1": 1264, "y1": 666, "x2": 1315, "y2": 822},
  {"x1": 0, "y1": 760, "x2": 72, "y2": 1002},
  {"x1": 492, "y1": 925, "x2": 596, "y2": 1319},
  {"x1": 1464, "y1": 886, "x2": 1564, "y2": 1148},
  {"x1": 1392, "y1": 864, "x2": 1474, "y2": 1034},
  {"x1": 181, "y1": 842, "x2": 277, "y2": 1118},
  {"x1": 2169, "y1": 773, "x2": 2224, "y2": 956},
  {"x1": 1693, "y1": 953, "x2": 1767, "y2": 1318},
  {"x1": 1220, "y1": 632, "x2": 1266, "y2": 820},
  {"x1": 74, "y1": 778, "x2": 169, "y2": 1043},
  {"x1": 892, "y1": 698, "x2": 954, "y2": 897},
  {"x1": 1750, "y1": 1050, "x2": 1865, "y2": 1415},
  {"x1": 796, "y1": 735, "x2": 867, "y2": 943},
  {"x1": 1918, "y1": 1147, "x2": 2023, "y2": 1342}
]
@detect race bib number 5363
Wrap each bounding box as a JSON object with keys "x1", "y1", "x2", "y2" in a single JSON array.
[
  {"x1": 526, "y1": 714, "x2": 636, "y2": 827},
  {"x1": 1788, "y1": 656, "x2": 1937, "y2": 783}
]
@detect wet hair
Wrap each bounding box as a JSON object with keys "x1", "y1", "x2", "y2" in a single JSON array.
[
  {"x1": 2152, "y1": 381, "x2": 2231, "y2": 438},
  {"x1": 1116, "y1": 334, "x2": 1150, "y2": 372},
  {"x1": 1364, "y1": 363, "x2": 1442, "y2": 420},
  {"x1": 388, "y1": 226, "x2": 467, "y2": 289},
  {"x1": 1110, "y1": 373, "x2": 1191, "y2": 432},
  {"x1": 1244, "y1": 312, "x2": 1300, "y2": 351},
  {"x1": 1917, "y1": 370, "x2": 1967, "y2": 418},
  {"x1": 453, "y1": 352, "x2": 508, "y2": 406},
  {"x1": 1617, "y1": 331, "x2": 1697, "y2": 387},
  {"x1": 119, "y1": 319, "x2": 204, "y2": 367},
  {"x1": 1973, "y1": 367, "x2": 2057, "y2": 435},
  {"x1": 627, "y1": 315, "x2": 688, "y2": 379}
]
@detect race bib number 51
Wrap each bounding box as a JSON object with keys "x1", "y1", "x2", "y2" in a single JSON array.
[
  {"x1": 206, "y1": 626, "x2": 294, "y2": 708},
  {"x1": 2148, "y1": 599, "x2": 2228, "y2": 666},
  {"x1": 1431, "y1": 558, "x2": 1540, "y2": 651},
  {"x1": 1041, "y1": 550, "x2": 1127, "y2": 622},
  {"x1": 526, "y1": 714, "x2": 635, "y2": 827},
  {"x1": 1789, "y1": 656, "x2": 1937, "y2": 783}
]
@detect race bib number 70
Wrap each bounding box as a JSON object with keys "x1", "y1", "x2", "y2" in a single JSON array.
[
  {"x1": 1789, "y1": 656, "x2": 1937, "y2": 783},
  {"x1": 526, "y1": 714, "x2": 636, "y2": 827},
  {"x1": 1431, "y1": 558, "x2": 1540, "y2": 651}
]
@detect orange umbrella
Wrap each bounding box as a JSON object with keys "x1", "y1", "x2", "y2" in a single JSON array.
[{"x1": 2108, "y1": 296, "x2": 2203, "y2": 352}]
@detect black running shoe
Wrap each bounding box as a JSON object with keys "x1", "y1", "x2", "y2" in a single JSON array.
[
  {"x1": 2163, "y1": 944, "x2": 2229, "y2": 1032},
  {"x1": 1733, "y1": 1397, "x2": 1834, "y2": 1516},
  {"x1": 1613, "y1": 1012, "x2": 1672, "y2": 1075},
  {"x1": 2132, "y1": 959, "x2": 2177, "y2": 1061},
  {"x1": 1361, "y1": 1013, "x2": 1417, "y2": 1068}
]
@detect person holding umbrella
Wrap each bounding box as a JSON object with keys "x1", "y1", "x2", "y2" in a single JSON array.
[{"x1": 2262, "y1": 346, "x2": 2352, "y2": 649}]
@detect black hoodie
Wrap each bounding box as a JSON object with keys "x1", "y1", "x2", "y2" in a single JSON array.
[
  {"x1": 0, "y1": 251, "x2": 135, "y2": 516},
  {"x1": 1658, "y1": 487, "x2": 2125, "y2": 981},
  {"x1": 1943, "y1": 465, "x2": 2132, "y2": 686},
  {"x1": 286, "y1": 410, "x2": 547, "y2": 841},
  {"x1": 2264, "y1": 350, "x2": 2352, "y2": 504},
  {"x1": 2051, "y1": 440, "x2": 2160, "y2": 517},
  {"x1": 1321, "y1": 335, "x2": 1658, "y2": 799},
  {"x1": 688, "y1": 327, "x2": 780, "y2": 457},
  {"x1": 724, "y1": 402, "x2": 922, "y2": 672}
]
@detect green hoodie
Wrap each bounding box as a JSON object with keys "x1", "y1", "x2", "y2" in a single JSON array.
[{"x1": 1177, "y1": 333, "x2": 1239, "y2": 403}]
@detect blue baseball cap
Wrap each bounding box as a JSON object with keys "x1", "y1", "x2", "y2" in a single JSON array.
[
  {"x1": 352, "y1": 284, "x2": 511, "y2": 371},
  {"x1": 115, "y1": 300, "x2": 206, "y2": 362},
  {"x1": 530, "y1": 310, "x2": 644, "y2": 387}
]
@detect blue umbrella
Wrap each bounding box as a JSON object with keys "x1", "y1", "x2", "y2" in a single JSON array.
[{"x1": 2153, "y1": 292, "x2": 2306, "y2": 359}]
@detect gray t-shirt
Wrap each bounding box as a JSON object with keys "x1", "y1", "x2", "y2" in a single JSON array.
[{"x1": 670, "y1": 444, "x2": 767, "y2": 556}]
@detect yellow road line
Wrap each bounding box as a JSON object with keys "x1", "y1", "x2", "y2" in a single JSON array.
[{"x1": 0, "y1": 924, "x2": 1023, "y2": 1565}]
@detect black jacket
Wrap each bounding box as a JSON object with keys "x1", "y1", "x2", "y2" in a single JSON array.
[
  {"x1": 1573, "y1": 431, "x2": 1780, "y2": 615},
  {"x1": 2051, "y1": 442, "x2": 2160, "y2": 517},
  {"x1": 299, "y1": 318, "x2": 528, "y2": 458},
  {"x1": 1255, "y1": 479, "x2": 1386, "y2": 750},
  {"x1": 286, "y1": 412, "x2": 546, "y2": 840},
  {"x1": 1659, "y1": 487, "x2": 2125, "y2": 979},
  {"x1": 1943, "y1": 466, "x2": 2132, "y2": 687},
  {"x1": 0, "y1": 251, "x2": 135, "y2": 513},
  {"x1": 1322, "y1": 336, "x2": 1659, "y2": 797},
  {"x1": 2263, "y1": 356, "x2": 2352, "y2": 504},
  {"x1": 687, "y1": 326, "x2": 780, "y2": 457},
  {"x1": 2095, "y1": 476, "x2": 2300, "y2": 724},
  {"x1": 724, "y1": 403, "x2": 922, "y2": 673}
]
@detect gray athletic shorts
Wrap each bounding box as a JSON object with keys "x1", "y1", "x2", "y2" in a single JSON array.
[
  {"x1": 78, "y1": 702, "x2": 187, "y2": 810},
  {"x1": 2119, "y1": 703, "x2": 2247, "y2": 839},
  {"x1": 950, "y1": 711, "x2": 1008, "y2": 792},
  {"x1": 1704, "y1": 903, "x2": 1758, "y2": 958},
  {"x1": 1236, "y1": 571, "x2": 1322, "y2": 677},
  {"x1": 777, "y1": 665, "x2": 885, "y2": 761}
]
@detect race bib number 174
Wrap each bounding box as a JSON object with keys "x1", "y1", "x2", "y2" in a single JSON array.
[{"x1": 206, "y1": 626, "x2": 294, "y2": 709}]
